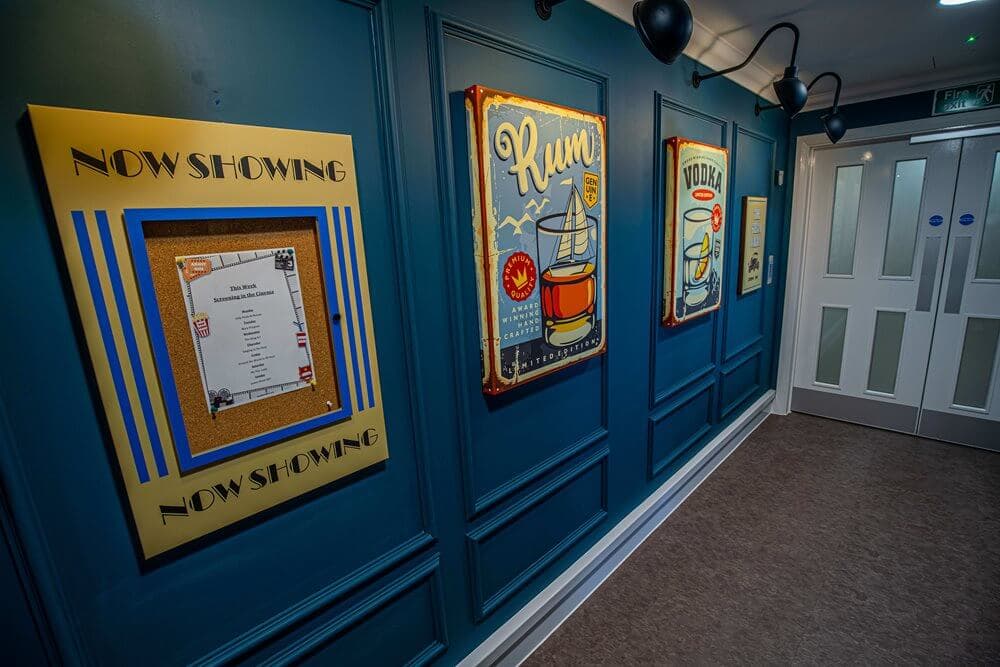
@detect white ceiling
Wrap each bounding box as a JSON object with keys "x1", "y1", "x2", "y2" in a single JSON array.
[{"x1": 587, "y1": 0, "x2": 1000, "y2": 110}]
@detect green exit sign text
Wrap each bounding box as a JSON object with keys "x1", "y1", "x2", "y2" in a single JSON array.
[{"x1": 933, "y1": 80, "x2": 999, "y2": 116}]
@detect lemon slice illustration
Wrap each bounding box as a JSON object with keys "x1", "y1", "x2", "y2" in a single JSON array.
[{"x1": 694, "y1": 232, "x2": 711, "y2": 280}]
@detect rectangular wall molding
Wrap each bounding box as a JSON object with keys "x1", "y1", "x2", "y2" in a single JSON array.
[
  {"x1": 647, "y1": 376, "x2": 716, "y2": 478},
  {"x1": 426, "y1": 10, "x2": 611, "y2": 521},
  {"x1": 721, "y1": 124, "x2": 775, "y2": 364},
  {"x1": 458, "y1": 392, "x2": 774, "y2": 667},
  {"x1": 647, "y1": 92, "x2": 728, "y2": 410},
  {"x1": 651, "y1": 361, "x2": 715, "y2": 409},
  {"x1": 720, "y1": 350, "x2": 763, "y2": 419},
  {"x1": 472, "y1": 428, "x2": 609, "y2": 516},
  {"x1": 466, "y1": 447, "x2": 609, "y2": 621},
  {"x1": 248, "y1": 553, "x2": 447, "y2": 666},
  {"x1": 191, "y1": 531, "x2": 436, "y2": 666},
  {"x1": 723, "y1": 334, "x2": 764, "y2": 366}
]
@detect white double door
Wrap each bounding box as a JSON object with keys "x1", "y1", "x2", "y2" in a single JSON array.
[{"x1": 792, "y1": 133, "x2": 1000, "y2": 449}]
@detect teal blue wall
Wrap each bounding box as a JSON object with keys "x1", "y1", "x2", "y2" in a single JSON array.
[{"x1": 0, "y1": 1, "x2": 789, "y2": 664}]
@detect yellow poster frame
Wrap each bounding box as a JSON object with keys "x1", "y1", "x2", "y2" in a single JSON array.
[{"x1": 29, "y1": 105, "x2": 388, "y2": 559}]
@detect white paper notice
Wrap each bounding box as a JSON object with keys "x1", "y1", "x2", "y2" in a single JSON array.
[{"x1": 177, "y1": 248, "x2": 315, "y2": 413}]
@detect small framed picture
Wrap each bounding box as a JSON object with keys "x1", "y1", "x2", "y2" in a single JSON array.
[{"x1": 739, "y1": 196, "x2": 767, "y2": 295}]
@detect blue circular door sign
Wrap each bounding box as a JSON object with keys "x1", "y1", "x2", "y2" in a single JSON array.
[
  {"x1": 959, "y1": 213, "x2": 975, "y2": 226},
  {"x1": 929, "y1": 214, "x2": 944, "y2": 227}
]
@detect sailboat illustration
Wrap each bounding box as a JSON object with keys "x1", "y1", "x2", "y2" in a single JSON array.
[{"x1": 535, "y1": 184, "x2": 598, "y2": 347}]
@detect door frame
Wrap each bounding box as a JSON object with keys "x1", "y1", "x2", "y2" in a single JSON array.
[{"x1": 774, "y1": 106, "x2": 1000, "y2": 415}]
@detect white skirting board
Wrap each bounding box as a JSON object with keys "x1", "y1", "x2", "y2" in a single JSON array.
[{"x1": 459, "y1": 390, "x2": 776, "y2": 667}]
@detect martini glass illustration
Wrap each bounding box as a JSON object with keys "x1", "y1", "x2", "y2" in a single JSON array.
[
  {"x1": 535, "y1": 185, "x2": 598, "y2": 347},
  {"x1": 682, "y1": 206, "x2": 715, "y2": 309}
]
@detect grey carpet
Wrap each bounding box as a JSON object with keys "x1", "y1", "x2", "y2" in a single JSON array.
[{"x1": 526, "y1": 413, "x2": 1000, "y2": 665}]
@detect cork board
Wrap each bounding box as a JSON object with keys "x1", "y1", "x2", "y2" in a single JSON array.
[{"x1": 143, "y1": 216, "x2": 340, "y2": 458}]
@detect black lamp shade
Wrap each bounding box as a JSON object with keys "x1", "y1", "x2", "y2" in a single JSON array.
[
  {"x1": 822, "y1": 110, "x2": 846, "y2": 143},
  {"x1": 772, "y1": 66, "x2": 808, "y2": 117},
  {"x1": 633, "y1": 0, "x2": 693, "y2": 65}
]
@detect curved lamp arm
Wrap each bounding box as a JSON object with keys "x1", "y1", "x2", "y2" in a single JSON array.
[
  {"x1": 693, "y1": 22, "x2": 800, "y2": 87},
  {"x1": 755, "y1": 71, "x2": 842, "y2": 115}
]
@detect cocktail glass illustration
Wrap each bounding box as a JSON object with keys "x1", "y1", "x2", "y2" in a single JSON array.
[
  {"x1": 535, "y1": 185, "x2": 598, "y2": 347},
  {"x1": 682, "y1": 206, "x2": 715, "y2": 308}
]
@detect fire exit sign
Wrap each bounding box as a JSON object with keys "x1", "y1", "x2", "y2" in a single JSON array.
[{"x1": 932, "y1": 79, "x2": 998, "y2": 116}]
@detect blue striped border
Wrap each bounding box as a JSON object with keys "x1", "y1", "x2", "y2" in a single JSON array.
[
  {"x1": 72, "y1": 211, "x2": 151, "y2": 484},
  {"x1": 344, "y1": 207, "x2": 376, "y2": 410},
  {"x1": 332, "y1": 207, "x2": 365, "y2": 411},
  {"x1": 95, "y1": 211, "x2": 169, "y2": 478},
  {"x1": 123, "y1": 206, "x2": 354, "y2": 471},
  {"x1": 314, "y1": 208, "x2": 356, "y2": 422}
]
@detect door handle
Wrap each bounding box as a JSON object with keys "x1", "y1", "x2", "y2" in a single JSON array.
[{"x1": 943, "y1": 236, "x2": 972, "y2": 314}]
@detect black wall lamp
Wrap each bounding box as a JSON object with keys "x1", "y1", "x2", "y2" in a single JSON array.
[
  {"x1": 692, "y1": 22, "x2": 809, "y2": 117},
  {"x1": 756, "y1": 71, "x2": 846, "y2": 143},
  {"x1": 537, "y1": 0, "x2": 694, "y2": 66},
  {"x1": 633, "y1": 0, "x2": 694, "y2": 64}
]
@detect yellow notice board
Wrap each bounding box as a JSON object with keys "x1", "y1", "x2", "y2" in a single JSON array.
[{"x1": 29, "y1": 105, "x2": 387, "y2": 559}]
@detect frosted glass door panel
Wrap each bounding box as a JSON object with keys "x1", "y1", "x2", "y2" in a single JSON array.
[
  {"x1": 974, "y1": 152, "x2": 1000, "y2": 280},
  {"x1": 953, "y1": 318, "x2": 1000, "y2": 409},
  {"x1": 867, "y1": 311, "x2": 906, "y2": 394},
  {"x1": 827, "y1": 165, "x2": 863, "y2": 275},
  {"x1": 816, "y1": 307, "x2": 848, "y2": 385},
  {"x1": 882, "y1": 159, "x2": 927, "y2": 277}
]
